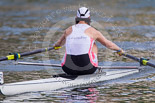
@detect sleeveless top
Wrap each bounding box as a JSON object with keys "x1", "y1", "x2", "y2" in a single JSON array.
[
  {"x1": 62, "y1": 24, "x2": 98, "y2": 67},
  {"x1": 66, "y1": 24, "x2": 93, "y2": 55}
]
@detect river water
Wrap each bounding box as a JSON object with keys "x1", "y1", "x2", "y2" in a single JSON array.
[{"x1": 0, "y1": 0, "x2": 155, "y2": 102}]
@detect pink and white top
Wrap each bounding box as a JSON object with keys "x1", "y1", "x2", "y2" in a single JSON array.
[{"x1": 62, "y1": 24, "x2": 98, "y2": 67}]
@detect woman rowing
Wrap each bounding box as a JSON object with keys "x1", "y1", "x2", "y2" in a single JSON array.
[{"x1": 54, "y1": 7, "x2": 124, "y2": 75}]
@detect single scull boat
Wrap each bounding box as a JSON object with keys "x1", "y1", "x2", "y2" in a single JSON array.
[{"x1": 0, "y1": 68, "x2": 139, "y2": 96}]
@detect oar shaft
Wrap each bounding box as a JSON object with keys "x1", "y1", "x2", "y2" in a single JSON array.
[
  {"x1": 122, "y1": 54, "x2": 140, "y2": 62},
  {"x1": 0, "y1": 57, "x2": 8, "y2": 61},
  {"x1": 147, "y1": 62, "x2": 155, "y2": 68},
  {"x1": 122, "y1": 53, "x2": 155, "y2": 68},
  {"x1": 20, "y1": 47, "x2": 54, "y2": 57},
  {"x1": 0, "y1": 47, "x2": 57, "y2": 61}
]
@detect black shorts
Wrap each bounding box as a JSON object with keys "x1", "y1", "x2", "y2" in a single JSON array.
[{"x1": 62, "y1": 54, "x2": 97, "y2": 75}]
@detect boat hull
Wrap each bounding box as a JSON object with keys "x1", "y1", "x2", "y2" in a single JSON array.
[{"x1": 0, "y1": 69, "x2": 139, "y2": 96}]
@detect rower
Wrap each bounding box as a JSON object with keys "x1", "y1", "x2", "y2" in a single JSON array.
[{"x1": 54, "y1": 7, "x2": 124, "y2": 75}]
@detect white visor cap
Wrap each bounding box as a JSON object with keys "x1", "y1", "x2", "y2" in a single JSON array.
[{"x1": 77, "y1": 7, "x2": 90, "y2": 18}]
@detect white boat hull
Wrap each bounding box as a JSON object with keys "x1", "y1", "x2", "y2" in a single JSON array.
[{"x1": 0, "y1": 69, "x2": 139, "y2": 96}]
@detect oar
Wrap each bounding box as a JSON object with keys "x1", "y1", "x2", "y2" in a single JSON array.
[
  {"x1": 119, "y1": 52, "x2": 155, "y2": 68},
  {"x1": 0, "y1": 47, "x2": 61, "y2": 61}
]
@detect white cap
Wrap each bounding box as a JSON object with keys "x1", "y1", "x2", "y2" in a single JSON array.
[{"x1": 77, "y1": 7, "x2": 90, "y2": 18}]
